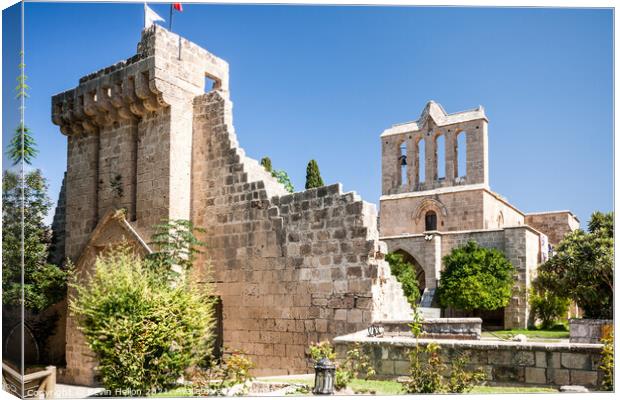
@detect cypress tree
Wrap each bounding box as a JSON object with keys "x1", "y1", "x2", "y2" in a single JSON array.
[
  {"x1": 305, "y1": 159, "x2": 324, "y2": 189},
  {"x1": 260, "y1": 157, "x2": 273, "y2": 173}
]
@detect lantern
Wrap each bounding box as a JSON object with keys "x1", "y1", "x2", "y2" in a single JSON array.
[{"x1": 313, "y1": 357, "x2": 336, "y2": 395}]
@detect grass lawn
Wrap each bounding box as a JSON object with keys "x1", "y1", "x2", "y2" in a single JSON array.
[
  {"x1": 258, "y1": 376, "x2": 557, "y2": 395},
  {"x1": 483, "y1": 328, "x2": 569, "y2": 339}
]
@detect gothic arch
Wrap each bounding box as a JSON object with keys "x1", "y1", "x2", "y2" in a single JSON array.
[
  {"x1": 413, "y1": 198, "x2": 448, "y2": 225},
  {"x1": 393, "y1": 249, "x2": 426, "y2": 296}
]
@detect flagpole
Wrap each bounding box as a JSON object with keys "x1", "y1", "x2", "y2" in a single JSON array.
[{"x1": 169, "y1": 4, "x2": 173, "y2": 31}]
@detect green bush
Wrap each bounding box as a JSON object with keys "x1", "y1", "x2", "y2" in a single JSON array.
[
  {"x1": 437, "y1": 241, "x2": 514, "y2": 312},
  {"x1": 404, "y1": 343, "x2": 485, "y2": 394},
  {"x1": 190, "y1": 349, "x2": 255, "y2": 396},
  {"x1": 385, "y1": 253, "x2": 420, "y2": 308},
  {"x1": 536, "y1": 211, "x2": 613, "y2": 319},
  {"x1": 529, "y1": 286, "x2": 570, "y2": 329},
  {"x1": 69, "y1": 246, "x2": 215, "y2": 393},
  {"x1": 600, "y1": 329, "x2": 614, "y2": 391},
  {"x1": 308, "y1": 341, "x2": 374, "y2": 391}
]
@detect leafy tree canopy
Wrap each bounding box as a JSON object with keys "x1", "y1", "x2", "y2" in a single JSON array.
[
  {"x1": 260, "y1": 157, "x2": 273, "y2": 173},
  {"x1": 2, "y1": 169, "x2": 67, "y2": 312},
  {"x1": 536, "y1": 211, "x2": 613, "y2": 319},
  {"x1": 437, "y1": 241, "x2": 514, "y2": 312},
  {"x1": 385, "y1": 252, "x2": 420, "y2": 308}
]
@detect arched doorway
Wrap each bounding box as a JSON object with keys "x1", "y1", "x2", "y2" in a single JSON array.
[{"x1": 394, "y1": 249, "x2": 426, "y2": 296}]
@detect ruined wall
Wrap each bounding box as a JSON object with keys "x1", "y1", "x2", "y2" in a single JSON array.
[
  {"x1": 190, "y1": 91, "x2": 412, "y2": 376},
  {"x1": 525, "y1": 211, "x2": 580, "y2": 246}
]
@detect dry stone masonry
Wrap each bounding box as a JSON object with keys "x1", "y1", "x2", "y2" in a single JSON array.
[{"x1": 51, "y1": 25, "x2": 411, "y2": 385}]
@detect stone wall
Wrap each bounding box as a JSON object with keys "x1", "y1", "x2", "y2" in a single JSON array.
[
  {"x1": 190, "y1": 91, "x2": 412, "y2": 376},
  {"x1": 525, "y1": 211, "x2": 580, "y2": 246},
  {"x1": 49, "y1": 173, "x2": 67, "y2": 266},
  {"x1": 482, "y1": 191, "x2": 525, "y2": 230},
  {"x1": 382, "y1": 226, "x2": 541, "y2": 329},
  {"x1": 569, "y1": 319, "x2": 613, "y2": 344},
  {"x1": 334, "y1": 332, "x2": 605, "y2": 388}
]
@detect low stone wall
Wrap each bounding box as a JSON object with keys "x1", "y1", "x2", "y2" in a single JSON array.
[
  {"x1": 333, "y1": 331, "x2": 604, "y2": 388},
  {"x1": 569, "y1": 319, "x2": 613, "y2": 344},
  {"x1": 374, "y1": 318, "x2": 482, "y2": 340}
]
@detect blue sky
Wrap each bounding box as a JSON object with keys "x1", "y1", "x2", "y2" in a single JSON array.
[{"x1": 2, "y1": 3, "x2": 613, "y2": 225}]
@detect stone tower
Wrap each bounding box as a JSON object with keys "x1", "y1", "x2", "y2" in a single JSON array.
[
  {"x1": 52, "y1": 26, "x2": 412, "y2": 385},
  {"x1": 379, "y1": 101, "x2": 578, "y2": 329}
]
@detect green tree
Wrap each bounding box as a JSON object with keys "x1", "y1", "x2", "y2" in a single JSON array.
[
  {"x1": 529, "y1": 286, "x2": 570, "y2": 329},
  {"x1": 536, "y1": 211, "x2": 613, "y2": 319},
  {"x1": 304, "y1": 159, "x2": 324, "y2": 189},
  {"x1": 385, "y1": 252, "x2": 420, "y2": 308},
  {"x1": 2, "y1": 170, "x2": 67, "y2": 312},
  {"x1": 69, "y1": 245, "x2": 215, "y2": 393},
  {"x1": 260, "y1": 157, "x2": 273, "y2": 173},
  {"x1": 272, "y1": 169, "x2": 294, "y2": 193},
  {"x1": 147, "y1": 219, "x2": 205, "y2": 281},
  {"x1": 436, "y1": 241, "x2": 514, "y2": 312},
  {"x1": 7, "y1": 52, "x2": 38, "y2": 165}
]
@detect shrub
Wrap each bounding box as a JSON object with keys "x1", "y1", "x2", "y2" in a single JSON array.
[
  {"x1": 69, "y1": 245, "x2": 215, "y2": 393},
  {"x1": 308, "y1": 341, "x2": 375, "y2": 391},
  {"x1": 260, "y1": 157, "x2": 273, "y2": 173},
  {"x1": 272, "y1": 170, "x2": 295, "y2": 193},
  {"x1": 305, "y1": 159, "x2": 324, "y2": 189},
  {"x1": 385, "y1": 252, "x2": 420, "y2": 308},
  {"x1": 190, "y1": 349, "x2": 255, "y2": 396},
  {"x1": 600, "y1": 329, "x2": 614, "y2": 391},
  {"x1": 529, "y1": 286, "x2": 570, "y2": 329},
  {"x1": 536, "y1": 211, "x2": 613, "y2": 319},
  {"x1": 437, "y1": 241, "x2": 514, "y2": 312},
  {"x1": 404, "y1": 343, "x2": 485, "y2": 394}
]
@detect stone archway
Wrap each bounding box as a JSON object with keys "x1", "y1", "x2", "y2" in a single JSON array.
[{"x1": 393, "y1": 249, "x2": 426, "y2": 296}]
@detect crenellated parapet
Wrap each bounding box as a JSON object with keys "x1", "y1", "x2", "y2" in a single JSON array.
[
  {"x1": 52, "y1": 24, "x2": 229, "y2": 136},
  {"x1": 52, "y1": 66, "x2": 165, "y2": 135}
]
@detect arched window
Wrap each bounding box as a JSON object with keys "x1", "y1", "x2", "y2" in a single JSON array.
[
  {"x1": 418, "y1": 139, "x2": 426, "y2": 183},
  {"x1": 497, "y1": 212, "x2": 504, "y2": 228},
  {"x1": 425, "y1": 210, "x2": 437, "y2": 231},
  {"x1": 399, "y1": 142, "x2": 407, "y2": 186},
  {"x1": 457, "y1": 131, "x2": 467, "y2": 178},
  {"x1": 436, "y1": 134, "x2": 445, "y2": 179}
]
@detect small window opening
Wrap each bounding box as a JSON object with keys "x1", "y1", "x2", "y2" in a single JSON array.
[
  {"x1": 425, "y1": 210, "x2": 437, "y2": 231},
  {"x1": 418, "y1": 139, "x2": 426, "y2": 183},
  {"x1": 204, "y1": 76, "x2": 216, "y2": 93},
  {"x1": 436, "y1": 134, "x2": 445, "y2": 180},
  {"x1": 399, "y1": 142, "x2": 408, "y2": 186},
  {"x1": 457, "y1": 131, "x2": 467, "y2": 178}
]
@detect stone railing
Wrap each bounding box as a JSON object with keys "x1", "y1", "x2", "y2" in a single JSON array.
[
  {"x1": 334, "y1": 331, "x2": 604, "y2": 388},
  {"x1": 372, "y1": 318, "x2": 482, "y2": 340},
  {"x1": 569, "y1": 319, "x2": 613, "y2": 344}
]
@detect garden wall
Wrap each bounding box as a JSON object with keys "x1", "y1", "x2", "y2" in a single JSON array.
[{"x1": 334, "y1": 331, "x2": 604, "y2": 388}]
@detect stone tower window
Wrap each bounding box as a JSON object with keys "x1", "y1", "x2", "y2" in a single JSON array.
[
  {"x1": 418, "y1": 138, "x2": 426, "y2": 183},
  {"x1": 457, "y1": 131, "x2": 467, "y2": 178},
  {"x1": 399, "y1": 142, "x2": 408, "y2": 186},
  {"x1": 436, "y1": 134, "x2": 445, "y2": 180},
  {"x1": 425, "y1": 210, "x2": 437, "y2": 231}
]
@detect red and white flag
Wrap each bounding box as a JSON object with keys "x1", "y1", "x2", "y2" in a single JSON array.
[{"x1": 173, "y1": 3, "x2": 183, "y2": 12}]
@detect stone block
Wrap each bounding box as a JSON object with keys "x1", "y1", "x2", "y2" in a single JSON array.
[
  {"x1": 548, "y1": 369, "x2": 570, "y2": 386},
  {"x1": 561, "y1": 353, "x2": 590, "y2": 370},
  {"x1": 525, "y1": 367, "x2": 546, "y2": 384},
  {"x1": 570, "y1": 370, "x2": 598, "y2": 387}
]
